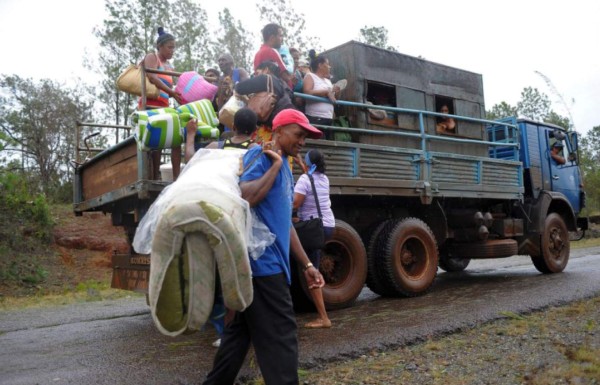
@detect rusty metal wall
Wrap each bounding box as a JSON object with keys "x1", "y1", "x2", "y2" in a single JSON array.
[{"x1": 322, "y1": 41, "x2": 487, "y2": 156}]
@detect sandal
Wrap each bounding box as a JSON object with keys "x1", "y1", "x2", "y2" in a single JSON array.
[{"x1": 304, "y1": 319, "x2": 332, "y2": 329}]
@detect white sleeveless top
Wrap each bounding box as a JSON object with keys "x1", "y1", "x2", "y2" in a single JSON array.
[{"x1": 305, "y1": 73, "x2": 334, "y2": 119}]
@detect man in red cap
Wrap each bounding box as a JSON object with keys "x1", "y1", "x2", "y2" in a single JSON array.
[{"x1": 202, "y1": 109, "x2": 323, "y2": 385}]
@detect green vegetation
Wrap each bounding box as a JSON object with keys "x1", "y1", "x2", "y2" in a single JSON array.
[{"x1": 0, "y1": 171, "x2": 54, "y2": 288}]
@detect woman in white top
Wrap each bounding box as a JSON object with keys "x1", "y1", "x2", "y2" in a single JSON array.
[
  {"x1": 293, "y1": 150, "x2": 335, "y2": 328},
  {"x1": 302, "y1": 50, "x2": 341, "y2": 139}
]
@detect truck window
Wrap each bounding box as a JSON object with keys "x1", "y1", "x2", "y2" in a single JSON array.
[{"x1": 366, "y1": 81, "x2": 397, "y2": 126}]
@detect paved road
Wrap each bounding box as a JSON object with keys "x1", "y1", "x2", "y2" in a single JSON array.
[{"x1": 1, "y1": 248, "x2": 600, "y2": 385}]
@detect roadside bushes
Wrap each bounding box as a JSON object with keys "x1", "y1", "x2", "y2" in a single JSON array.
[{"x1": 0, "y1": 171, "x2": 54, "y2": 286}]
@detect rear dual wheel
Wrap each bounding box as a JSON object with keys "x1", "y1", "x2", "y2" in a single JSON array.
[{"x1": 368, "y1": 218, "x2": 439, "y2": 297}]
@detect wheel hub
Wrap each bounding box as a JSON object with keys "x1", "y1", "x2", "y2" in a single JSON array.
[
  {"x1": 320, "y1": 254, "x2": 336, "y2": 278},
  {"x1": 549, "y1": 228, "x2": 564, "y2": 255},
  {"x1": 400, "y1": 247, "x2": 416, "y2": 266}
]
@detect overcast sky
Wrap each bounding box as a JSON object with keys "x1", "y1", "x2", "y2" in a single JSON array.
[{"x1": 0, "y1": 0, "x2": 598, "y2": 135}]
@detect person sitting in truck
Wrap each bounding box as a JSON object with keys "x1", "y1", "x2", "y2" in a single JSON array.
[
  {"x1": 436, "y1": 104, "x2": 456, "y2": 134},
  {"x1": 550, "y1": 141, "x2": 566, "y2": 165},
  {"x1": 184, "y1": 108, "x2": 259, "y2": 162}
]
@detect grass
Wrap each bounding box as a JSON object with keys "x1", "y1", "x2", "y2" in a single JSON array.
[
  {"x1": 0, "y1": 280, "x2": 142, "y2": 311},
  {"x1": 571, "y1": 236, "x2": 600, "y2": 249}
]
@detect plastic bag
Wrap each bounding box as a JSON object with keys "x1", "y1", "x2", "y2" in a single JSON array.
[
  {"x1": 218, "y1": 93, "x2": 246, "y2": 128},
  {"x1": 247, "y1": 209, "x2": 276, "y2": 261},
  {"x1": 133, "y1": 149, "x2": 251, "y2": 254}
]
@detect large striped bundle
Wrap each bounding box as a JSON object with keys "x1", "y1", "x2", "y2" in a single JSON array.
[
  {"x1": 132, "y1": 101, "x2": 221, "y2": 151},
  {"x1": 179, "y1": 113, "x2": 220, "y2": 142},
  {"x1": 132, "y1": 109, "x2": 183, "y2": 151},
  {"x1": 177, "y1": 100, "x2": 219, "y2": 128},
  {"x1": 175, "y1": 71, "x2": 218, "y2": 105}
]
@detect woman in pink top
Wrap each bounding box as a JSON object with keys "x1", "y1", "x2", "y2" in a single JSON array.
[{"x1": 293, "y1": 150, "x2": 335, "y2": 328}]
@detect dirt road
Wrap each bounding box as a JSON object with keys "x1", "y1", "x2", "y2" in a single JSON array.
[{"x1": 1, "y1": 248, "x2": 599, "y2": 385}]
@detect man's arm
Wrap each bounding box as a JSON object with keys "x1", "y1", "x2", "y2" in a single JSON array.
[
  {"x1": 240, "y1": 149, "x2": 282, "y2": 207},
  {"x1": 184, "y1": 119, "x2": 198, "y2": 163},
  {"x1": 290, "y1": 226, "x2": 324, "y2": 289},
  {"x1": 551, "y1": 151, "x2": 566, "y2": 165}
]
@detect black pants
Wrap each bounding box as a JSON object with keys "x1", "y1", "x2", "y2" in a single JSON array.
[
  {"x1": 202, "y1": 273, "x2": 298, "y2": 385},
  {"x1": 307, "y1": 115, "x2": 333, "y2": 140}
]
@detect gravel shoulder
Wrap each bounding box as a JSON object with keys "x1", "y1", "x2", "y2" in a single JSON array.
[{"x1": 290, "y1": 295, "x2": 600, "y2": 385}]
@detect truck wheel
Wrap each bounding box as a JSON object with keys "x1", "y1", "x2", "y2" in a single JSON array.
[
  {"x1": 366, "y1": 220, "x2": 398, "y2": 296},
  {"x1": 380, "y1": 218, "x2": 439, "y2": 297},
  {"x1": 530, "y1": 213, "x2": 570, "y2": 274},
  {"x1": 438, "y1": 256, "x2": 471, "y2": 272},
  {"x1": 320, "y1": 219, "x2": 368, "y2": 309}
]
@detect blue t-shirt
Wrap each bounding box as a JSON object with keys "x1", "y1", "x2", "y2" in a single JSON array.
[{"x1": 240, "y1": 146, "x2": 294, "y2": 284}]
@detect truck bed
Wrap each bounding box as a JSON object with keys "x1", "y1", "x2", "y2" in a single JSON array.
[
  {"x1": 304, "y1": 139, "x2": 523, "y2": 203},
  {"x1": 73, "y1": 136, "x2": 168, "y2": 215}
]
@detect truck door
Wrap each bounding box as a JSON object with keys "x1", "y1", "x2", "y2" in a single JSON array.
[{"x1": 547, "y1": 135, "x2": 580, "y2": 212}]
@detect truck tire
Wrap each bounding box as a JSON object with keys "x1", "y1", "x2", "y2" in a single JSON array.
[
  {"x1": 380, "y1": 218, "x2": 439, "y2": 297},
  {"x1": 530, "y1": 213, "x2": 570, "y2": 274},
  {"x1": 449, "y1": 239, "x2": 517, "y2": 258},
  {"x1": 438, "y1": 256, "x2": 471, "y2": 272},
  {"x1": 366, "y1": 220, "x2": 397, "y2": 296},
  {"x1": 320, "y1": 219, "x2": 368, "y2": 309}
]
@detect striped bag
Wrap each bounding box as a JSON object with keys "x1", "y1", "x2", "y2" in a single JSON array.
[
  {"x1": 132, "y1": 108, "x2": 183, "y2": 151},
  {"x1": 180, "y1": 113, "x2": 220, "y2": 141},
  {"x1": 177, "y1": 100, "x2": 219, "y2": 128}
]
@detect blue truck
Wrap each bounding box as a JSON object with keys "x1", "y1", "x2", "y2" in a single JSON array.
[{"x1": 73, "y1": 41, "x2": 588, "y2": 309}]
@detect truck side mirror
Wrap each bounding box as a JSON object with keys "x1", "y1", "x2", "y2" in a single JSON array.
[{"x1": 568, "y1": 152, "x2": 577, "y2": 162}]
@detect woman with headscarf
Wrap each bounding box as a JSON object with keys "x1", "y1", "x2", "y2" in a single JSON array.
[
  {"x1": 139, "y1": 27, "x2": 184, "y2": 180},
  {"x1": 293, "y1": 149, "x2": 335, "y2": 328}
]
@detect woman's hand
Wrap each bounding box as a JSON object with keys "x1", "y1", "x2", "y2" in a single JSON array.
[
  {"x1": 172, "y1": 90, "x2": 183, "y2": 105},
  {"x1": 327, "y1": 89, "x2": 337, "y2": 103}
]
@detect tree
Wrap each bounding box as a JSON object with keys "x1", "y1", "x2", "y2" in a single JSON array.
[
  {"x1": 256, "y1": 0, "x2": 321, "y2": 55},
  {"x1": 486, "y1": 101, "x2": 518, "y2": 121},
  {"x1": 545, "y1": 110, "x2": 571, "y2": 130},
  {"x1": 170, "y1": 0, "x2": 212, "y2": 72},
  {"x1": 516, "y1": 87, "x2": 550, "y2": 121},
  {"x1": 90, "y1": 0, "x2": 210, "y2": 126},
  {"x1": 0, "y1": 75, "x2": 94, "y2": 197},
  {"x1": 487, "y1": 87, "x2": 571, "y2": 130},
  {"x1": 579, "y1": 126, "x2": 600, "y2": 213},
  {"x1": 358, "y1": 25, "x2": 397, "y2": 51},
  {"x1": 209, "y1": 8, "x2": 255, "y2": 73}
]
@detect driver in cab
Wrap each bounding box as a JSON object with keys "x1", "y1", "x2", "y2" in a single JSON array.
[{"x1": 550, "y1": 141, "x2": 566, "y2": 165}]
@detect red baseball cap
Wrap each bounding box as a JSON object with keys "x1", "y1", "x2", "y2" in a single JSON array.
[{"x1": 272, "y1": 109, "x2": 323, "y2": 139}]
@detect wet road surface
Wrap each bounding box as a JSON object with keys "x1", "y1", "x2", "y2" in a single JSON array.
[{"x1": 1, "y1": 248, "x2": 600, "y2": 385}]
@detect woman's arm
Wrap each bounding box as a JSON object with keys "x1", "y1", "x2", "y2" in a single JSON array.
[
  {"x1": 302, "y1": 74, "x2": 331, "y2": 98},
  {"x1": 143, "y1": 53, "x2": 182, "y2": 103},
  {"x1": 293, "y1": 192, "x2": 306, "y2": 210}
]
